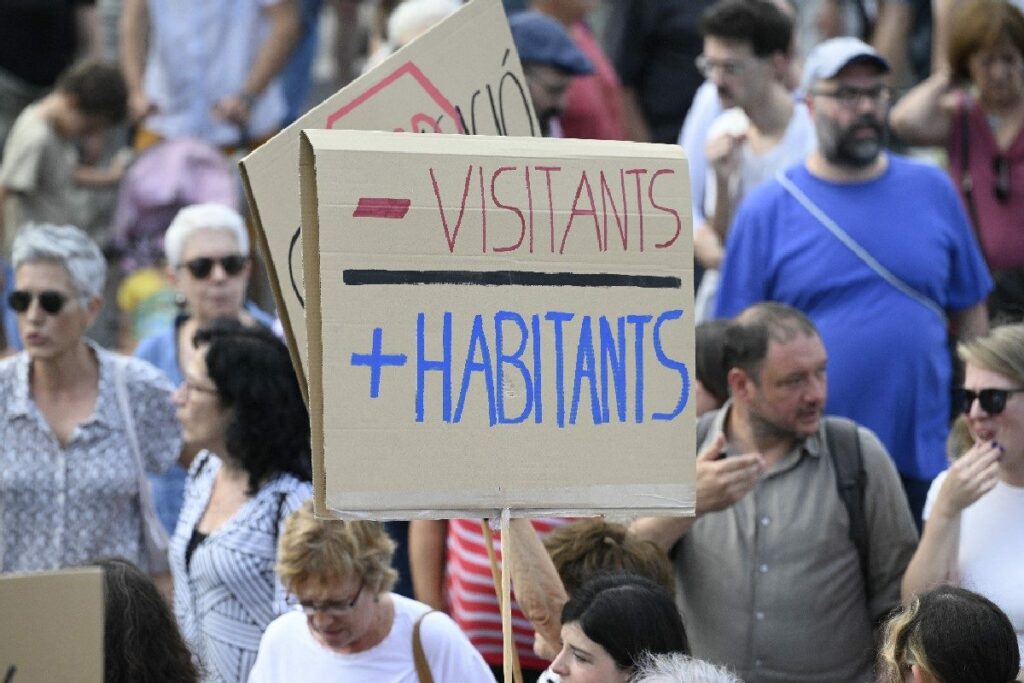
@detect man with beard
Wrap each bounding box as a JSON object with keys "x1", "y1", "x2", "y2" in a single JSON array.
[
  {"x1": 634, "y1": 302, "x2": 918, "y2": 682},
  {"x1": 713, "y1": 37, "x2": 992, "y2": 524},
  {"x1": 691, "y1": 0, "x2": 815, "y2": 320},
  {"x1": 508, "y1": 11, "x2": 593, "y2": 137}
]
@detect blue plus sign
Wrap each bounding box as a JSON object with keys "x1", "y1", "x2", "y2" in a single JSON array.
[{"x1": 350, "y1": 327, "x2": 407, "y2": 399}]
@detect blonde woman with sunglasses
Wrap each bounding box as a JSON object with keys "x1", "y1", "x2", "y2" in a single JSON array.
[
  {"x1": 0, "y1": 223, "x2": 183, "y2": 573},
  {"x1": 903, "y1": 323, "x2": 1024, "y2": 656},
  {"x1": 134, "y1": 203, "x2": 275, "y2": 535}
]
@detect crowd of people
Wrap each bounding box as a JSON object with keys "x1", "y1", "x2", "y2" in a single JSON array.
[{"x1": 1, "y1": 0, "x2": 1023, "y2": 681}]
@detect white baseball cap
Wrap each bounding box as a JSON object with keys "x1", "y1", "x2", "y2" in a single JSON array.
[{"x1": 799, "y1": 37, "x2": 890, "y2": 96}]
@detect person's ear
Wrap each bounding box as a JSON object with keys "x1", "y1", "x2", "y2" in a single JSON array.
[
  {"x1": 84, "y1": 295, "x2": 104, "y2": 328},
  {"x1": 770, "y1": 52, "x2": 789, "y2": 82},
  {"x1": 727, "y1": 367, "x2": 754, "y2": 400}
]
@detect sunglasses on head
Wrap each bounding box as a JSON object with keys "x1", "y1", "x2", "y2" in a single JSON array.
[
  {"x1": 953, "y1": 387, "x2": 1024, "y2": 415},
  {"x1": 181, "y1": 255, "x2": 248, "y2": 279},
  {"x1": 7, "y1": 290, "x2": 68, "y2": 315}
]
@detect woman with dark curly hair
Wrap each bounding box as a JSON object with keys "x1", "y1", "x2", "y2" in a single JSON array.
[
  {"x1": 169, "y1": 319, "x2": 312, "y2": 683},
  {"x1": 98, "y1": 557, "x2": 199, "y2": 683}
]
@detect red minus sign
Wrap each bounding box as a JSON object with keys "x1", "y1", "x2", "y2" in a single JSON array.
[{"x1": 353, "y1": 197, "x2": 412, "y2": 219}]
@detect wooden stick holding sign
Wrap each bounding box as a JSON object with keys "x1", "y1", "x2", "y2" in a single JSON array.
[
  {"x1": 500, "y1": 510, "x2": 516, "y2": 683},
  {"x1": 482, "y1": 519, "x2": 524, "y2": 683}
]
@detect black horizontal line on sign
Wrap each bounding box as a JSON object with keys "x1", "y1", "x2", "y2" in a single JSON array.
[{"x1": 342, "y1": 270, "x2": 682, "y2": 288}]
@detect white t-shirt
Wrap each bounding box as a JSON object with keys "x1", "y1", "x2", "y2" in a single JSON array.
[
  {"x1": 247, "y1": 593, "x2": 496, "y2": 683},
  {"x1": 694, "y1": 102, "x2": 817, "y2": 321},
  {"x1": 924, "y1": 472, "x2": 1024, "y2": 653}
]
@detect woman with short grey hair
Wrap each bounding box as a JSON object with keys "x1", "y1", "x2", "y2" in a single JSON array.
[
  {"x1": 631, "y1": 653, "x2": 742, "y2": 683},
  {"x1": 0, "y1": 223, "x2": 183, "y2": 573},
  {"x1": 135, "y1": 202, "x2": 273, "y2": 534}
]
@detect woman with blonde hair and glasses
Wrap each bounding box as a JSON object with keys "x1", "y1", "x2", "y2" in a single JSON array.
[
  {"x1": 249, "y1": 501, "x2": 494, "y2": 682},
  {"x1": 903, "y1": 323, "x2": 1024, "y2": 655}
]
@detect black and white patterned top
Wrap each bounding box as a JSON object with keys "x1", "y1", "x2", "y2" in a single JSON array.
[
  {"x1": 171, "y1": 452, "x2": 312, "y2": 683},
  {"x1": 0, "y1": 344, "x2": 181, "y2": 572}
]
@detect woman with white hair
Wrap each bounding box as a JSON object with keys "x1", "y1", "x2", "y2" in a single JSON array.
[
  {"x1": 0, "y1": 224, "x2": 182, "y2": 572},
  {"x1": 631, "y1": 653, "x2": 741, "y2": 683},
  {"x1": 135, "y1": 202, "x2": 273, "y2": 533}
]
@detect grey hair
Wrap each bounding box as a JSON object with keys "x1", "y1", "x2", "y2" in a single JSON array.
[
  {"x1": 163, "y1": 203, "x2": 249, "y2": 268},
  {"x1": 387, "y1": 0, "x2": 462, "y2": 47},
  {"x1": 631, "y1": 652, "x2": 743, "y2": 683},
  {"x1": 12, "y1": 224, "x2": 106, "y2": 302}
]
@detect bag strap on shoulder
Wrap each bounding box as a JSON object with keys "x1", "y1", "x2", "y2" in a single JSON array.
[
  {"x1": 775, "y1": 170, "x2": 947, "y2": 324},
  {"x1": 413, "y1": 610, "x2": 438, "y2": 683}
]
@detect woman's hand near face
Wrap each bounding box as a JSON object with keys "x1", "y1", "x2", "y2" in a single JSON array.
[{"x1": 933, "y1": 440, "x2": 1002, "y2": 519}]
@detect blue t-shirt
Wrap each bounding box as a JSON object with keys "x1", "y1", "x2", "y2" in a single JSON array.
[{"x1": 715, "y1": 155, "x2": 992, "y2": 480}]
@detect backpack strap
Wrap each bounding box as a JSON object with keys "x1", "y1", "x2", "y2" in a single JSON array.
[
  {"x1": 825, "y1": 418, "x2": 870, "y2": 596},
  {"x1": 413, "y1": 610, "x2": 438, "y2": 683}
]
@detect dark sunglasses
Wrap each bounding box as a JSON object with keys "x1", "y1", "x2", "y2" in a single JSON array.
[
  {"x1": 953, "y1": 387, "x2": 1024, "y2": 415},
  {"x1": 181, "y1": 255, "x2": 248, "y2": 279},
  {"x1": 7, "y1": 289, "x2": 68, "y2": 315},
  {"x1": 993, "y1": 155, "x2": 1011, "y2": 204}
]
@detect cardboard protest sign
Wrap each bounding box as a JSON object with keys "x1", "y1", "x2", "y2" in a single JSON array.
[
  {"x1": 240, "y1": 0, "x2": 538, "y2": 393},
  {"x1": 0, "y1": 568, "x2": 103, "y2": 683},
  {"x1": 300, "y1": 130, "x2": 695, "y2": 518}
]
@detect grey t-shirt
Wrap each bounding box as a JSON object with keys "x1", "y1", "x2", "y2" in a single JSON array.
[{"x1": 0, "y1": 103, "x2": 81, "y2": 254}]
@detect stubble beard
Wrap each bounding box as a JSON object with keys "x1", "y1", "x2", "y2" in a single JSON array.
[
  {"x1": 819, "y1": 115, "x2": 887, "y2": 169},
  {"x1": 747, "y1": 407, "x2": 804, "y2": 446}
]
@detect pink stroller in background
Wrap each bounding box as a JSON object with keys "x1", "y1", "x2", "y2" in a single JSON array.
[
  {"x1": 109, "y1": 138, "x2": 238, "y2": 347},
  {"x1": 110, "y1": 138, "x2": 237, "y2": 273}
]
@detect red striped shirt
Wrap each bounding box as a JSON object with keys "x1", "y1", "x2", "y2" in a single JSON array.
[{"x1": 445, "y1": 518, "x2": 570, "y2": 671}]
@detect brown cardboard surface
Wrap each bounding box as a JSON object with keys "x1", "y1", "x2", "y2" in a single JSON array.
[
  {"x1": 240, "y1": 0, "x2": 538, "y2": 400},
  {"x1": 301, "y1": 130, "x2": 695, "y2": 519},
  {"x1": 0, "y1": 568, "x2": 103, "y2": 683}
]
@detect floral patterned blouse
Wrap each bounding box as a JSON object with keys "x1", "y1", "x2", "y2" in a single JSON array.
[{"x1": 0, "y1": 344, "x2": 181, "y2": 572}]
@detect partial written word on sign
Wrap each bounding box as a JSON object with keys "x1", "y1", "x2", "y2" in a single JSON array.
[
  {"x1": 240, "y1": 0, "x2": 538, "y2": 395},
  {"x1": 301, "y1": 130, "x2": 696, "y2": 519}
]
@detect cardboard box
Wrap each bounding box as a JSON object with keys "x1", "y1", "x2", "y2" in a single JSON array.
[
  {"x1": 301, "y1": 130, "x2": 695, "y2": 518},
  {"x1": 0, "y1": 568, "x2": 103, "y2": 683},
  {"x1": 241, "y1": 0, "x2": 539, "y2": 393}
]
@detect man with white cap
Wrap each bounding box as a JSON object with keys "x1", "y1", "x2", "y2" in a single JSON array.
[{"x1": 713, "y1": 37, "x2": 993, "y2": 524}]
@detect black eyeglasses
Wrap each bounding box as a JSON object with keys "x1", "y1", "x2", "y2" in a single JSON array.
[
  {"x1": 993, "y1": 155, "x2": 1010, "y2": 204},
  {"x1": 810, "y1": 85, "x2": 895, "y2": 109},
  {"x1": 181, "y1": 255, "x2": 248, "y2": 279},
  {"x1": 7, "y1": 290, "x2": 69, "y2": 315},
  {"x1": 953, "y1": 387, "x2": 1024, "y2": 415},
  {"x1": 294, "y1": 581, "x2": 365, "y2": 616}
]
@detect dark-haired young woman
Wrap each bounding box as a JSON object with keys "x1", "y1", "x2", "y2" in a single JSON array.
[{"x1": 169, "y1": 320, "x2": 312, "y2": 683}]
